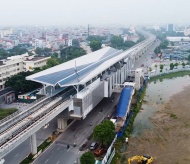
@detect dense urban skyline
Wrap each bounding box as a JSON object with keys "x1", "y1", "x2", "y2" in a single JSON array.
[{"x1": 1, "y1": 0, "x2": 190, "y2": 26}]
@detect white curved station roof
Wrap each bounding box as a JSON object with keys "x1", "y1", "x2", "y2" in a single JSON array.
[{"x1": 26, "y1": 33, "x2": 155, "y2": 87}]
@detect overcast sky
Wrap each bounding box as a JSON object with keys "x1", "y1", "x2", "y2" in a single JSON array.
[{"x1": 1, "y1": 0, "x2": 190, "y2": 26}]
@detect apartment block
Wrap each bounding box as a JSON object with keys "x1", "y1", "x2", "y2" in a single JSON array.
[{"x1": 0, "y1": 53, "x2": 50, "y2": 89}]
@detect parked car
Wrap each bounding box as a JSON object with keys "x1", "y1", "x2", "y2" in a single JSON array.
[
  {"x1": 141, "y1": 64, "x2": 144, "y2": 67},
  {"x1": 94, "y1": 148, "x2": 107, "y2": 156},
  {"x1": 90, "y1": 142, "x2": 99, "y2": 150}
]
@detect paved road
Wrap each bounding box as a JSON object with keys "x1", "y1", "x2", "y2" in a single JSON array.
[
  {"x1": 133, "y1": 40, "x2": 160, "y2": 70},
  {"x1": 3, "y1": 118, "x2": 57, "y2": 164},
  {"x1": 33, "y1": 41, "x2": 160, "y2": 164},
  {"x1": 33, "y1": 93, "x2": 120, "y2": 164},
  {"x1": 3, "y1": 40, "x2": 159, "y2": 164}
]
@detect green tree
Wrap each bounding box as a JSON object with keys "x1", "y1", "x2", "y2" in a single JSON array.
[
  {"x1": 170, "y1": 63, "x2": 174, "y2": 70},
  {"x1": 52, "y1": 52, "x2": 59, "y2": 58},
  {"x1": 149, "y1": 67, "x2": 152, "y2": 72},
  {"x1": 90, "y1": 40, "x2": 102, "y2": 51},
  {"x1": 59, "y1": 44, "x2": 64, "y2": 50},
  {"x1": 182, "y1": 62, "x2": 186, "y2": 68},
  {"x1": 0, "y1": 48, "x2": 9, "y2": 59},
  {"x1": 72, "y1": 39, "x2": 80, "y2": 47},
  {"x1": 8, "y1": 45, "x2": 28, "y2": 56},
  {"x1": 110, "y1": 36, "x2": 124, "y2": 48},
  {"x1": 188, "y1": 55, "x2": 190, "y2": 62},
  {"x1": 123, "y1": 41, "x2": 135, "y2": 48},
  {"x1": 5, "y1": 72, "x2": 41, "y2": 96},
  {"x1": 80, "y1": 152, "x2": 95, "y2": 164},
  {"x1": 160, "y1": 64, "x2": 164, "y2": 70},
  {"x1": 87, "y1": 35, "x2": 106, "y2": 42},
  {"x1": 35, "y1": 47, "x2": 44, "y2": 55},
  {"x1": 60, "y1": 46, "x2": 86, "y2": 62},
  {"x1": 174, "y1": 62, "x2": 178, "y2": 68},
  {"x1": 47, "y1": 58, "x2": 59, "y2": 67},
  {"x1": 93, "y1": 120, "x2": 115, "y2": 146}
]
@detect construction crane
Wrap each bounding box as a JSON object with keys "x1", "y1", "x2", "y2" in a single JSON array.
[{"x1": 128, "y1": 155, "x2": 153, "y2": 164}]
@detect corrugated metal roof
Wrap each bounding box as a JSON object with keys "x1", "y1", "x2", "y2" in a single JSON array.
[{"x1": 115, "y1": 87, "x2": 133, "y2": 118}]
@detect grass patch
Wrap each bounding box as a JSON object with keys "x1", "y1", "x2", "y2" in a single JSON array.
[
  {"x1": 0, "y1": 108, "x2": 18, "y2": 120},
  {"x1": 20, "y1": 139, "x2": 52, "y2": 164},
  {"x1": 170, "y1": 113, "x2": 177, "y2": 119},
  {"x1": 20, "y1": 154, "x2": 33, "y2": 164},
  {"x1": 110, "y1": 152, "x2": 120, "y2": 164},
  {"x1": 37, "y1": 139, "x2": 52, "y2": 152}
]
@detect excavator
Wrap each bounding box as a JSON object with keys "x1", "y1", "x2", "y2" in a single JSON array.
[{"x1": 128, "y1": 155, "x2": 153, "y2": 164}]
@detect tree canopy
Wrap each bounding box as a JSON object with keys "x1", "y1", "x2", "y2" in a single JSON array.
[
  {"x1": 60, "y1": 46, "x2": 86, "y2": 62},
  {"x1": 170, "y1": 63, "x2": 174, "y2": 70},
  {"x1": 93, "y1": 120, "x2": 115, "y2": 146},
  {"x1": 80, "y1": 152, "x2": 95, "y2": 164},
  {"x1": 5, "y1": 72, "x2": 41, "y2": 96},
  {"x1": 0, "y1": 45, "x2": 29, "y2": 60},
  {"x1": 87, "y1": 35, "x2": 107, "y2": 42},
  {"x1": 5, "y1": 57, "x2": 60, "y2": 95},
  {"x1": 154, "y1": 40, "x2": 169, "y2": 54},
  {"x1": 35, "y1": 47, "x2": 52, "y2": 56},
  {"x1": 187, "y1": 55, "x2": 190, "y2": 62},
  {"x1": 110, "y1": 36, "x2": 124, "y2": 48},
  {"x1": 72, "y1": 39, "x2": 80, "y2": 47},
  {"x1": 42, "y1": 57, "x2": 60, "y2": 70},
  {"x1": 0, "y1": 48, "x2": 8, "y2": 59},
  {"x1": 8, "y1": 45, "x2": 28, "y2": 56},
  {"x1": 90, "y1": 40, "x2": 102, "y2": 51}
]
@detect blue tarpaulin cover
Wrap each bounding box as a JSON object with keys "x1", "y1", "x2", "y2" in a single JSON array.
[{"x1": 115, "y1": 87, "x2": 133, "y2": 118}]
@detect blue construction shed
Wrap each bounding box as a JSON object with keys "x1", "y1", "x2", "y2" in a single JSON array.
[{"x1": 115, "y1": 87, "x2": 133, "y2": 118}]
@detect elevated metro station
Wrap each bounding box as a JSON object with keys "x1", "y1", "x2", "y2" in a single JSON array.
[
  {"x1": 0, "y1": 31, "x2": 156, "y2": 161},
  {"x1": 26, "y1": 32, "x2": 156, "y2": 121}
]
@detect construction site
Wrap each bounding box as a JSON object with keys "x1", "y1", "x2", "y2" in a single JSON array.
[{"x1": 125, "y1": 76, "x2": 190, "y2": 164}]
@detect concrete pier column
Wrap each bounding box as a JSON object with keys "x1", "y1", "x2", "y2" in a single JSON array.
[
  {"x1": 30, "y1": 133, "x2": 37, "y2": 155},
  {"x1": 0, "y1": 159, "x2": 5, "y2": 164},
  {"x1": 57, "y1": 117, "x2": 67, "y2": 132}
]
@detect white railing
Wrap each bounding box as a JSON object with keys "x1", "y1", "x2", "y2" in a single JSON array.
[
  {"x1": 106, "y1": 148, "x2": 115, "y2": 164},
  {"x1": 0, "y1": 99, "x2": 72, "y2": 159}
]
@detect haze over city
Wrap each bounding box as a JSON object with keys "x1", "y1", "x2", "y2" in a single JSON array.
[
  {"x1": 1, "y1": 0, "x2": 190, "y2": 163},
  {"x1": 1, "y1": 0, "x2": 190, "y2": 26}
]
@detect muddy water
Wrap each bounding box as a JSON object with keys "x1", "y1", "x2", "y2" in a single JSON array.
[{"x1": 131, "y1": 75, "x2": 190, "y2": 137}]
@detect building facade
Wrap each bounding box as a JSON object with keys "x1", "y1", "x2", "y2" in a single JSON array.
[
  {"x1": 0, "y1": 53, "x2": 50, "y2": 89},
  {"x1": 167, "y1": 24, "x2": 174, "y2": 32}
]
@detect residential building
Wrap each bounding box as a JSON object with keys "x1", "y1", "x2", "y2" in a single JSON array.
[
  {"x1": 166, "y1": 37, "x2": 190, "y2": 42},
  {"x1": 23, "y1": 56, "x2": 51, "y2": 71},
  {"x1": 0, "y1": 87, "x2": 15, "y2": 104},
  {"x1": 0, "y1": 28, "x2": 13, "y2": 38},
  {"x1": 0, "y1": 54, "x2": 27, "y2": 89},
  {"x1": 184, "y1": 27, "x2": 190, "y2": 36},
  {"x1": 68, "y1": 39, "x2": 72, "y2": 46},
  {"x1": 0, "y1": 53, "x2": 50, "y2": 89},
  {"x1": 167, "y1": 24, "x2": 174, "y2": 32},
  {"x1": 35, "y1": 39, "x2": 44, "y2": 49}
]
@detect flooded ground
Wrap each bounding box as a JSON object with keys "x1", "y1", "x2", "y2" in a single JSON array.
[
  {"x1": 131, "y1": 75, "x2": 190, "y2": 137},
  {"x1": 126, "y1": 75, "x2": 190, "y2": 164}
]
